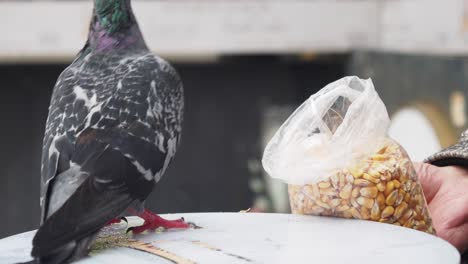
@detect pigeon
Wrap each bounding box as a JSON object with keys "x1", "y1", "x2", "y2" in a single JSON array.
[{"x1": 27, "y1": 0, "x2": 188, "y2": 263}]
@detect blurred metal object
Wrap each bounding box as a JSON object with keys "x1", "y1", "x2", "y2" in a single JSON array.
[{"x1": 450, "y1": 90, "x2": 466, "y2": 127}]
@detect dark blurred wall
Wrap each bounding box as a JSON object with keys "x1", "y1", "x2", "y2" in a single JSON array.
[
  {"x1": 0, "y1": 65, "x2": 55, "y2": 239},
  {"x1": 0, "y1": 56, "x2": 346, "y2": 238}
]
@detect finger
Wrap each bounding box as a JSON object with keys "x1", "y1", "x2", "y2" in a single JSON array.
[
  {"x1": 412, "y1": 162, "x2": 443, "y2": 203},
  {"x1": 442, "y1": 222, "x2": 468, "y2": 253}
]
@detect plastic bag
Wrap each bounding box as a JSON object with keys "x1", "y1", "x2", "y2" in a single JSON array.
[{"x1": 262, "y1": 76, "x2": 435, "y2": 234}]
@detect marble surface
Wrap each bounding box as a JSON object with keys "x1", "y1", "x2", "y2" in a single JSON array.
[{"x1": 0, "y1": 213, "x2": 460, "y2": 264}]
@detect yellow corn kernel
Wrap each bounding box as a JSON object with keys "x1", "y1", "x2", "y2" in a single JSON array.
[
  {"x1": 404, "y1": 218, "x2": 414, "y2": 228},
  {"x1": 348, "y1": 207, "x2": 361, "y2": 219},
  {"x1": 371, "y1": 154, "x2": 388, "y2": 161},
  {"x1": 392, "y1": 179, "x2": 401, "y2": 188},
  {"x1": 385, "y1": 190, "x2": 398, "y2": 206},
  {"x1": 351, "y1": 187, "x2": 361, "y2": 198},
  {"x1": 343, "y1": 210, "x2": 353, "y2": 219},
  {"x1": 354, "y1": 179, "x2": 372, "y2": 187},
  {"x1": 338, "y1": 184, "x2": 351, "y2": 199},
  {"x1": 399, "y1": 209, "x2": 413, "y2": 223},
  {"x1": 376, "y1": 193, "x2": 386, "y2": 207},
  {"x1": 360, "y1": 186, "x2": 378, "y2": 198},
  {"x1": 328, "y1": 199, "x2": 341, "y2": 208},
  {"x1": 404, "y1": 193, "x2": 411, "y2": 203},
  {"x1": 346, "y1": 174, "x2": 354, "y2": 184},
  {"x1": 319, "y1": 187, "x2": 336, "y2": 196},
  {"x1": 339, "y1": 173, "x2": 346, "y2": 188},
  {"x1": 371, "y1": 202, "x2": 381, "y2": 220},
  {"x1": 315, "y1": 199, "x2": 331, "y2": 209},
  {"x1": 381, "y1": 206, "x2": 395, "y2": 218},
  {"x1": 367, "y1": 169, "x2": 381, "y2": 178},
  {"x1": 310, "y1": 205, "x2": 325, "y2": 214},
  {"x1": 350, "y1": 168, "x2": 364, "y2": 178},
  {"x1": 363, "y1": 173, "x2": 380, "y2": 183},
  {"x1": 361, "y1": 207, "x2": 371, "y2": 220},
  {"x1": 357, "y1": 197, "x2": 374, "y2": 209},
  {"x1": 394, "y1": 202, "x2": 408, "y2": 219},
  {"x1": 385, "y1": 181, "x2": 395, "y2": 196},
  {"x1": 376, "y1": 182, "x2": 386, "y2": 192},
  {"x1": 336, "y1": 205, "x2": 350, "y2": 212}
]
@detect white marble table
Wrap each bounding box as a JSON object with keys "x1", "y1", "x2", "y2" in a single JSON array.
[{"x1": 0, "y1": 213, "x2": 460, "y2": 264}]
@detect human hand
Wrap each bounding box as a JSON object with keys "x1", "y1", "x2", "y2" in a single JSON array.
[{"x1": 413, "y1": 162, "x2": 468, "y2": 253}]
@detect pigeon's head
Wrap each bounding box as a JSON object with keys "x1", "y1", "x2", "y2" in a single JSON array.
[
  {"x1": 88, "y1": 0, "x2": 147, "y2": 51},
  {"x1": 93, "y1": 0, "x2": 134, "y2": 34}
]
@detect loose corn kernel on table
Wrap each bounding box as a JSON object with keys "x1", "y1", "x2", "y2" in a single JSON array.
[{"x1": 0, "y1": 213, "x2": 460, "y2": 264}]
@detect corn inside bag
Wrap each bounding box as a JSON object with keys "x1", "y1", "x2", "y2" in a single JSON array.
[{"x1": 262, "y1": 76, "x2": 435, "y2": 234}]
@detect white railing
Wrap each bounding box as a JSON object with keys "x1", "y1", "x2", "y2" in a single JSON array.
[{"x1": 0, "y1": 0, "x2": 465, "y2": 62}]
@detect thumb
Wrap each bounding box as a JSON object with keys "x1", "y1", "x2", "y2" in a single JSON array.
[{"x1": 412, "y1": 162, "x2": 443, "y2": 203}]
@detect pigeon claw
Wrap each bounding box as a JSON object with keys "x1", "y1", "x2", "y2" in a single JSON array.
[
  {"x1": 126, "y1": 226, "x2": 135, "y2": 234},
  {"x1": 188, "y1": 222, "x2": 202, "y2": 229},
  {"x1": 127, "y1": 209, "x2": 194, "y2": 234}
]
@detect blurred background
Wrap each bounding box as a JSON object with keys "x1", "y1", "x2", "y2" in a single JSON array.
[{"x1": 0, "y1": 0, "x2": 467, "y2": 239}]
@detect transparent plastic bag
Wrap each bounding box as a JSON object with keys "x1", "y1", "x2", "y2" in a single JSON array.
[{"x1": 262, "y1": 76, "x2": 435, "y2": 234}]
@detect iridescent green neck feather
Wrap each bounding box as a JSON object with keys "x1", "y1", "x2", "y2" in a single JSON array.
[
  {"x1": 94, "y1": 0, "x2": 133, "y2": 34},
  {"x1": 87, "y1": 0, "x2": 147, "y2": 51}
]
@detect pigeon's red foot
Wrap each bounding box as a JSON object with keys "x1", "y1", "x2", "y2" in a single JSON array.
[{"x1": 128, "y1": 209, "x2": 192, "y2": 234}]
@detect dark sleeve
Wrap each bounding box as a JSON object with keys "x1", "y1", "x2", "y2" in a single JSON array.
[
  {"x1": 425, "y1": 131, "x2": 468, "y2": 261},
  {"x1": 425, "y1": 130, "x2": 468, "y2": 167}
]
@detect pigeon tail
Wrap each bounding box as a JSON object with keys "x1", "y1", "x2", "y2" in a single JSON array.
[
  {"x1": 27, "y1": 241, "x2": 78, "y2": 264},
  {"x1": 31, "y1": 164, "x2": 135, "y2": 262},
  {"x1": 25, "y1": 235, "x2": 95, "y2": 264}
]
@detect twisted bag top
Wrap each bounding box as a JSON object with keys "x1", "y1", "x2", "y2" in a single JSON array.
[{"x1": 262, "y1": 76, "x2": 390, "y2": 185}]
